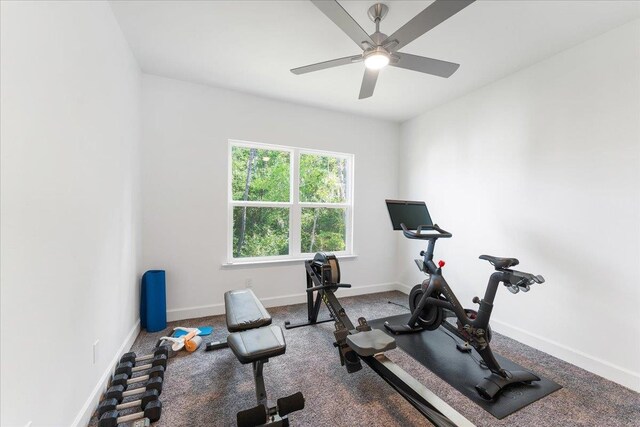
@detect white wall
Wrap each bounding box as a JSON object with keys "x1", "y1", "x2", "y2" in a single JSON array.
[
  {"x1": 398, "y1": 20, "x2": 640, "y2": 391},
  {"x1": 0, "y1": 2, "x2": 142, "y2": 426},
  {"x1": 141, "y1": 74, "x2": 400, "y2": 319}
]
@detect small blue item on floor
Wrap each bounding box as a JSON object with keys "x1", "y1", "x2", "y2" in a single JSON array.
[
  {"x1": 173, "y1": 326, "x2": 213, "y2": 337},
  {"x1": 140, "y1": 270, "x2": 167, "y2": 333}
]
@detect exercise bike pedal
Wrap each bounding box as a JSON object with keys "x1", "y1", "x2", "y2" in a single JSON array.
[{"x1": 456, "y1": 342, "x2": 472, "y2": 353}]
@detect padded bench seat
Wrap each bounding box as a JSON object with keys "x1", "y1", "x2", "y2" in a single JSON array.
[
  {"x1": 225, "y1": 289, "x2": 272, "y2": 332},
  {"x1": 228, "y1": 325, "x2": 286, "y2": 364}
]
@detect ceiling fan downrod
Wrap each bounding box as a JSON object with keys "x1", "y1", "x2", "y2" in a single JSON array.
[{"x1": 368, "y1": 3, "x2": 388, "y2": 34}]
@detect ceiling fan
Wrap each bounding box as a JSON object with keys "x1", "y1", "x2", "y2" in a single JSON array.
[{"x1": 291, "y1": 0, "x2": 475, "y2": 99}]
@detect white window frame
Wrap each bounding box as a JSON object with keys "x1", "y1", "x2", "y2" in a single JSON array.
[{"x1": 227, "y1": 139, "x2": 354, "y2": 264}]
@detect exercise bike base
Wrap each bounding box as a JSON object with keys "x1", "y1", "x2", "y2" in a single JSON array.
[
  {"x1": 383, "y1": 321, "x2": 424, "y2": 335},
  {"x1": 475, "y1": 370, "x2": 541, "y2": 400},
  {"x1": 370, "y1": 313, "x2": 562, "y2": 419}
]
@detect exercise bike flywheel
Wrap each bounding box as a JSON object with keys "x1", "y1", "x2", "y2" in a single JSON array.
[{"x1": 409, "y1": 284, "x2": 445, "y2": 331}]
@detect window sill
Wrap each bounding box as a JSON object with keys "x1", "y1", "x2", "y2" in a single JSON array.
[{"x1": 222, "y1": 254, "x2": 358, "y2": 268}]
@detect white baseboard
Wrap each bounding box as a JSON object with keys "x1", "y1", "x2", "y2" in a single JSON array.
[
  {"x1": 396, "y1": 281, "x2": 640, "y2": 392},
  {"x1": 394, "y1": 282, "x2": 413, "y2": 294},
  {"x1": 166, "y1": 303, "x2": 226, "y2": 321},
  {"x1": 166, "y1": 282, "x2": 402, "y2": 322},
  {"x1": 490, "y1": 318, "x2": 640, "y2": 392},
  {"x1": 72, "y1": 320, "x2": 141, "y2": 427}
]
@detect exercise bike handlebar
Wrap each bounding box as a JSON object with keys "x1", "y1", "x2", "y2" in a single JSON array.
[
  {"x1": 400, "y1": 223, "x2": 453, "y2": 240},
  {"x1": 503, "y1": 269, "x2": 545, "y2": 294}
]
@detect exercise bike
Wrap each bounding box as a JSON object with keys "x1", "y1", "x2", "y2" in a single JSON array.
[{"x1": 384, "y1": 200, "x2": 546, "y2": 400}]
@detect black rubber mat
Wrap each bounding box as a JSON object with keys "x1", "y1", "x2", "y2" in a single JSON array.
[{"x1": 368, "y1": 313, "x2": 562, "y2": 419}]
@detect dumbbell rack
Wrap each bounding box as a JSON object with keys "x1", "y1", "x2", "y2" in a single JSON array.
[{"x1": 95, "y1": 346, "x2": 170, "y2": 427}]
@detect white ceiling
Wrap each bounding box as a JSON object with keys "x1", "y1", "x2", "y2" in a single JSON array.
[{"x1": 110, "y1": 1, "x2": 640, "y2": 122}]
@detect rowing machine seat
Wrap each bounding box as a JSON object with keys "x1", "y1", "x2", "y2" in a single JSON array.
[{"x1": 346, "y1": 329, "x2": 396, "y2": 357}]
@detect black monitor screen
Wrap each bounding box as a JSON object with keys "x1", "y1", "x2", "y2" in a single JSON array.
[{"x1": 386, "y1": 200, "x2": 433, "y2": 230}]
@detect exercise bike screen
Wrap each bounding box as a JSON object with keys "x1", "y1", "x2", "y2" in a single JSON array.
[{"x1": 385, "y1": 200, "x2": 433, "y2": 230}]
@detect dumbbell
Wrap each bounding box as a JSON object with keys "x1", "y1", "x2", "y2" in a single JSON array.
[
  {"x1": 97, "y1": 389, "x2": 159, "y2": 418},
  {"x1": 105, "y1": 376, "x2": 163, "y2": 402},
  {"x1": 115, "y1": 354, "x2": 167, "y2": 377},
  {"x1": 98, "y1": 400, "x2": 162, "y2": 427},
  {"x1": 120, "y1": 346, "x2": 169, "y2": 366},
  {"x1": 111, "y1": 365, "x2": 164, "y2": 388}
]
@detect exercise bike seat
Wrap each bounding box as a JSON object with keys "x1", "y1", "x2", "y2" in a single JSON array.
[
  {"x1": 479, "y1": 255, "x2": 519, "y2": 270},
  {"x1": 346, "y1": 329, "x2": 397, "y2": 357}
]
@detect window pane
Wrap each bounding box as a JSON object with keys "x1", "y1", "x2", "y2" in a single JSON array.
[
  {"x1": 232, "y1": 146, "x2": 290, "y2": 202},
  {"x1": 301, "y1": 208, "x2": 346, "y2": 253},
  {"x1": 233, "y1": 207, "x2": 289, "y2": 258},
  {"x1": 299, "y1": 154, "x2": 347, "y2": 203}
]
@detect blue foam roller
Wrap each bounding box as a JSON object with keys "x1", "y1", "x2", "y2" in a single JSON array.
[{"x1": 141, "y1": 270, "x2": 167, "y2": 332}]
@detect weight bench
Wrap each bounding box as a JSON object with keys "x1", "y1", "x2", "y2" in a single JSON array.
[
  {"x1": 208, "y1": 289, "x2": 305, "y2": 426},
  {"x1": 205, "y1": 289, "x2": 273, "y2": 351}
]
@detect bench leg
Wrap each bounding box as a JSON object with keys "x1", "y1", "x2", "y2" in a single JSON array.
[
  {"x1": 253, "y1": 360, "x2": 269, "y2": 408},
  {"x1": 236, "y1": 360, "x2": 273, "y2": 427},
  {"x1": 237, "y1": 359, "x2": 303, "y2": 427}
]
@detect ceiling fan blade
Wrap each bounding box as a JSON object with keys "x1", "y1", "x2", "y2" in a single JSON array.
[
  {"x1": 391, "y1": 53, "x2": 460, "y2": 78},
  {"x1": 291, "y1": 55, "x2": 362, "y2": 75},
  {"x1": 386, "y1": 0, "x2": 475, "y2": 51},
  {"x1": 358, "y1": 68, "x2": 379, "y2": 99},
  {"x1": 311, "y1": 0, "x2": 375, "y2": 49}
]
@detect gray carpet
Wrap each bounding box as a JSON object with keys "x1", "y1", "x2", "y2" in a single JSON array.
[{"x1": 89, "y1": 291, "x2": 640, "y2": 427}]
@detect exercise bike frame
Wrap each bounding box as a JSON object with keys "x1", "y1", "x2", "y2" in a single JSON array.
[
  {"x1": 385, "y1": 223, "x2": 544, "y2": 399},
  {"x1": 387, "y1": 227, "x2": 506, "y2": 372},
  {"x1": 413, "y1": 263, "x2": 510, "y2": 375}
]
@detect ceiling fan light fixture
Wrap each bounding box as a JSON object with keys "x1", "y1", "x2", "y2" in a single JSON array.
[{"x1": 364, "y1": 48, "x2": 390, "y2": 70}]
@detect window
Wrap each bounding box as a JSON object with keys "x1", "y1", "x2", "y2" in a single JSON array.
[{"x1": 228, "y1": 140, "x2": 353, "y2": 263}]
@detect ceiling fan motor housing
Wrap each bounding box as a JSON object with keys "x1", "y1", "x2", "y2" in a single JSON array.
[{"x1": 363, "y1": 46, "x2": 390, "y2": 61}]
